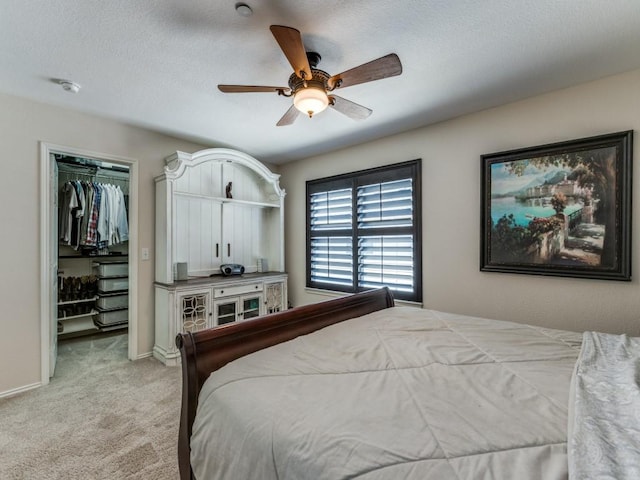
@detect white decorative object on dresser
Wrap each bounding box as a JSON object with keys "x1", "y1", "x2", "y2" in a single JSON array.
[{"x1": 153, "y1": 148, "x2": 287, "y2": 366}]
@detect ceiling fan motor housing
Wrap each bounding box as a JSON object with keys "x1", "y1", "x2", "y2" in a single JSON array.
[{"x1": 306, "y1": 51, "x2": 322, "y2": 68}]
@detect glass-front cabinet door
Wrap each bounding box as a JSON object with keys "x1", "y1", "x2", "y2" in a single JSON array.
[
  {"x1": 241, "y1": 295, "x2": 261, "y2": 320},
  {"x1": 213, "y1": 294, "x2": 263, "y2": 324},
  {"x1": 214, "y1": 299, "x2": 238, "y2": 325}
]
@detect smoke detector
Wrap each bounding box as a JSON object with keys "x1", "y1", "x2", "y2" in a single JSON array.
[
  {"x1": 59, "y1": 80, "x2": 81, "y2": 93},
  {"x1": 235, "y1": 3, "x2": 252, "y2": 16}
]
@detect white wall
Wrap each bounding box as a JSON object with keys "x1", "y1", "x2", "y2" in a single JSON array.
[
  {"x1": 0, "y1": 93, "x2": 209, "y2": 395},
  {"x1": 280, "y1": 68, "x2": 640, "y2": 336}
]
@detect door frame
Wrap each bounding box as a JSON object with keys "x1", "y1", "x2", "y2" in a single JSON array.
[{"x1": 40, "y1": 142, "x2": 139, "y2": 385}]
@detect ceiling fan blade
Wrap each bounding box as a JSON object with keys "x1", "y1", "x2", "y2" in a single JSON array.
[
  {"x1": 270, "y1": 25, "x2": 312, "y2": 80},
  {"x1": 328, "y1": 53, "x2": 402, "y2": 90},
  {"x1": 329, "y1": 95, "x2": 372, "y2": 120},
  {"x1": 218, "y1": 85, "x2": 289, "y2": 93},
  {"x1": 276, "y1": 105, "x2": 300, "y2": 126}
]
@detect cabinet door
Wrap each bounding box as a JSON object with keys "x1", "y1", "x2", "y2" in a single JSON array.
[
  {"x1": 264, "y1": 281, "x2": 287, "y2": 314},
  {"x1": 221, "y1": 203, "x2": 262, "y2": 271},
  {"x1": 214, "y1": 298, "x2": 239, "y2": 325},
  {"x1": 239, "y1": 294, "x2": 262, "y2": 321},
  {"x1": 214, "y1": 293, "x2": 263, "y2": 324},
  {"x1": 177, "y1": 288, "x2": 212, "y2": 333},
  {"x1": 174, "y1": 195, "x2": 223, "y2": 276}
]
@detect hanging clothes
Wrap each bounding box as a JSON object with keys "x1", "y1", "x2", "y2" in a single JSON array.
[
  {"x1": 59, "y1": 181, "x2": 129, "y2": 250},
  {"x1": 59, "y1": 182, "x2": 78, "y2": 245},
  {"x1": 86, "y1": 183, "x2": 102, "y2": 246}
]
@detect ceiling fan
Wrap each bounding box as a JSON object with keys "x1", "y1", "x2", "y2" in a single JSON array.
[{"x1": 218, "y1": 25, "x2": 403, "y2": 126}]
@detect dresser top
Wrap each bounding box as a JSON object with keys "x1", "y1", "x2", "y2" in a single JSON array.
[{"x1": 155, "y1": 272, "x2": 287, "y2": 290}]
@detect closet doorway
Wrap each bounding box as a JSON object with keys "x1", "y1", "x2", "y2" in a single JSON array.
[{"x1": 40, "y1": 143, "x2": 138, "y2": 384}]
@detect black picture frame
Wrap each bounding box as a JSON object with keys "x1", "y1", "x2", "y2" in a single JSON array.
[{"x1": 481, "y1": 131, "x2": 633, "y2": 281}]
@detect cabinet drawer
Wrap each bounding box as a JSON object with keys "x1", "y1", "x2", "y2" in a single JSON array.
[
  {"x1": 98, "y1": 277, "x2": 129, "y2": 292},
  {"x1": 94, "y1": 262, "x2": 128, "y2": 277},
  {"x1": 97, "y1": 292, "x2": 129, "y2": 310},
  {"x1": 214, "y1": 283, "x2": 262, "y2": 298},
  {"x1": 94, "y1": 308, "x2": 128, "y2": 326}
]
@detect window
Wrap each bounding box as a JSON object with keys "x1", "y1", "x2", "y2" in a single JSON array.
[{"x1": 306, "y1": 160, "x2": 422, "y2": 302}]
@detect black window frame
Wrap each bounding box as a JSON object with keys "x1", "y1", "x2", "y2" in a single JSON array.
[{"x1": 306, "y1": 159, "x2": 422, "y2": 302}]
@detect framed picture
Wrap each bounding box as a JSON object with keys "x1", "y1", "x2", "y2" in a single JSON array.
[{"x1": 481, "y1": 130, "x2": 633, "y2": 280}]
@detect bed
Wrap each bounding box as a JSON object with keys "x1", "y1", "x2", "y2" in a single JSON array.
[{"x1": 176, "y1": 287, "x2": 640, "y2": 480}]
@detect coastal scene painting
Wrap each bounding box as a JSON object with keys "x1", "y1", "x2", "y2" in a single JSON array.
[{"x1": 481, "y1": 131, "x2": 632, "y2": 280}]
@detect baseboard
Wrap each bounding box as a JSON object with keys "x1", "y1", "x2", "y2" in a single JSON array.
[
  {"x1": 0, "y1": 381, "x2": 42, "y2": 399},
  {"x1": 1, "y1": 353, "x2": 163, "y2": 398},
  {"x1": 141, "y1": 350, "x2": 180, "y2": 366},
  {"x1": 136, "y1": 351, "x2": 153, "y2": 360},
  {"x1": 152, "y1": 345, "x2": 181, "y2": 366}
]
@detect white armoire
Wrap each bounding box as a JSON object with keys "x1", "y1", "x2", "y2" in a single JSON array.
[{"x1": 153, "y1": 148, "x2": 287, "y2": 365}]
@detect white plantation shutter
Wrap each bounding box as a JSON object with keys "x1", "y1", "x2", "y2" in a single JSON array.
[
  {"x1": 357, "y1": 179, "x2": 413, "y2": 229},
  {"x1": 307, "y1": 160, "x2": 421, "y2": 302},
  {"x1": 309, "y1": 236, "x2": 353, "y2": 287},
  {"x1": 357, "y1": 178, "x2": 415, "y2": 293},
  {"x1": 309, "y1": 187, "x2": 353, "y2": 286},
  {"x1": 309, "y1": 189, "x2": 352, "y2": 231},
  {"x1": 358, "y1": 235, "x2": 414, "y2": 293}
]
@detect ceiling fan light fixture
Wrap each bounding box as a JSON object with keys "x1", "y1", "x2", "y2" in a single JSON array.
[{"x1": 293, "y1": 86, "x2": 329, "y2": 118}]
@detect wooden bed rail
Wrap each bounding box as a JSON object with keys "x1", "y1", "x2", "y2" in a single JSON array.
[{"x1": 175, "y1": 287, "x2": 395, "y2": 480}]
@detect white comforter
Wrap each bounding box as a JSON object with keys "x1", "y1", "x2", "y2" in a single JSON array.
[{"x1": 191, "y1": 307, "x2": 583, "y2": 479}]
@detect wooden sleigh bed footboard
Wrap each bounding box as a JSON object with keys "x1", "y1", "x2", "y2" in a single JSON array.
[{"x1": 175, "y1": 287, "x2": 395, "y2": 480}]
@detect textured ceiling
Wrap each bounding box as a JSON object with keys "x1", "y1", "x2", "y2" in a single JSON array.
[{"x1": 2, "y1": 1, "x2": 640, "y2": 164}]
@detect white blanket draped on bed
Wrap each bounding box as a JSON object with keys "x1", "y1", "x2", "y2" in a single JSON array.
[
  {"x1": 568, "y1": 331, "x2": 640, "y2": 480},
  {"x1": 191, "y1": 307, "x2": 583, "y2": 480}
]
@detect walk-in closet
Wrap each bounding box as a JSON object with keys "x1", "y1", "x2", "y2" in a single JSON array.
[{"x1": 55, "y1": 154, "x2": 131, "y2": 344}]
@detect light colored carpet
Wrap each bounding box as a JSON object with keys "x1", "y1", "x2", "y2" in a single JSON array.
[{"x1": 0, "y1": 333, "x2": 182, "y2": 479}]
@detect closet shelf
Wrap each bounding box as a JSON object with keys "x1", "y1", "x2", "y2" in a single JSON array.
[
  {"x1": 58, "y1": 296, "x2": 98, "y2": 306},
  {"x1": 173, "y1": 191, "x2": 280, "y2": 208},
  {"x1": 96, "y1": 323, "x2": 128, "y2": 332},
  {"x1": 59, "y1": 323, "x2": 99, "y2": 336},
  {"x1": 58, "y1": 310, "x2": 98, "y2": 321},
  {"x1": 59, "y1": 254, "x2": 128, "y2": 259}
]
